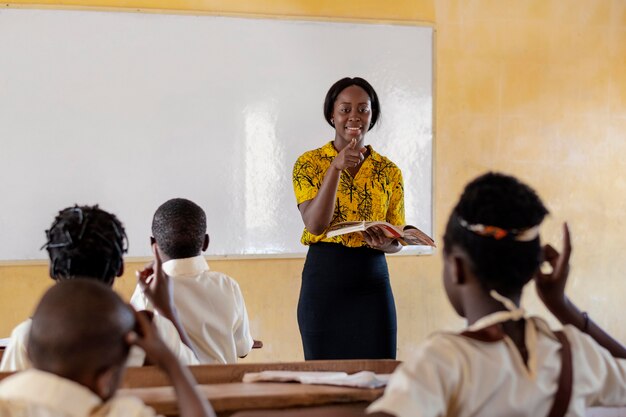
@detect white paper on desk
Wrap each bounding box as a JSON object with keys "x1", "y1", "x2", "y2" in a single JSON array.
[{"x1": 242, "y1": 370, "x2": 390, "y2": 389}]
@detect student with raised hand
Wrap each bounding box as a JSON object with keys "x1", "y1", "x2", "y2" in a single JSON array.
[
  {"x1": 366, "y1": 172, "x2": 626, "y2": 417},
  {"x1": 292, "y1": 77, "x2": 405, "y2": 360},
  {"x1": 0, "y1": 280, "x2": 215, "y2": 417},
  {"x1": 534, "y1": 223, "x2": 626, "y2": 359},
  {"x1": 0, "y1": 205, "x2": 198, "y2": 372},
  {"x1": 130, "y1": 198, "x2": 256, "y2": 364}
]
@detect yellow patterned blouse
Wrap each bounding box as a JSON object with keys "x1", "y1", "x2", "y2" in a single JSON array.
[{"x1": 293, "y1": 141, "x2": 405, "y2": 247}]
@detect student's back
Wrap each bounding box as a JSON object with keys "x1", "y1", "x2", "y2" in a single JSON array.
[
  {"x1": 0, "y1": 280, "x2": 214, "y2": 417},
  {"x1": 131, "y1": 198, "x2": 254, "y2": 364},
  {"x1": 367, "y1": 173, "x2": 626, "y2": 417},
  {"x1": 0, "y1": 205, "x2": 197, "y2": 372}
]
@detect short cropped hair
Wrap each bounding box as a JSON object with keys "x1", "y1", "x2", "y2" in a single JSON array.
[
  {"x1": 323, "y1": 77, "x2": 381, "y2": 131},
  {"x1": 152, "y1": 198, "x2": 207, "y2": 259},
  {"x1": 28, "y1": 280, "x2": 135, "y2": 380},
  {"x1": 443, "y1": 172, "x2": 549, "y2": 298},
  {"x1": 43, "y1": 205, "x2": 128, "y2": 285}
]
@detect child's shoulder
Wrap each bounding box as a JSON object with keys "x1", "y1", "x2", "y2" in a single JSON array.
[
  {"x1": 93, "y1": 395, "x2": 157, "y2": 417},
  {"x1": 406, "y1": 331, "x2": 476, "y2": 366},
  {"x1": 8, "y1": 318, "x2": 32, "y2": 341},
  {"x1": 203, "y1": 270, "x2": 243, "y2": 290}
]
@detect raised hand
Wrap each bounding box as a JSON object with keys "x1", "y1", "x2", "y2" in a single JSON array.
[
  {"x1": 126, "y1": 307, "x2": 174, "y2": 368},
  {"x1": 534, "y1": 222, "x2": 571, "y2": 311},
  {"x1": 331, "y1": 138, "x2": 367, "y2": 171},
  {"x1": 127, "y1": 307, "x2": 216, "y2": 417},
  {"x1": 136, "y1": 244, "x2": 174, "y2": 317}
]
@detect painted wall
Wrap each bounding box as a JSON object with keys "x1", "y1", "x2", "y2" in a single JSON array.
[{"x1": 2, "y1": 0, "x2": 626, "y2": 362}]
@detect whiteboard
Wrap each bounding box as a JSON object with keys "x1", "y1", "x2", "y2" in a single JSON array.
[{"x1": 0, "y1": 9, "x2": 433, "y2": 260}]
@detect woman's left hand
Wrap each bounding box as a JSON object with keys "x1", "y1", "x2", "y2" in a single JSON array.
[{"x1": 362, "y1": 227, "x2": 400, "y2": 253}]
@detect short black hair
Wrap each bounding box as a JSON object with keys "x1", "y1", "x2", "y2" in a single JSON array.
[
  {"x1": 323, "y1": 77, "x2": 381, "y2": 131},
  {"x1": 28, "y1": 279, "x2": 134, "y2": 381},
  {"x1": 443, "y1": 172, "x2": 549, "y2": 298},
  {"x1": 43, "y1": 205, "x2": 128, "y2": 286},
  {"x1": 152, "y1": 198, "x2": 207, "y2": 259}
]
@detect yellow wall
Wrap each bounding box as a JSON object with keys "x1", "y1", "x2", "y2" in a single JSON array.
[{"x1": 2, "y1": 0, "x2": 626, "y2": 362}]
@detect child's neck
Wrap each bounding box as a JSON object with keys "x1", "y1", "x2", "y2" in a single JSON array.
[
  {"x1": 464, "y1": 289, "x2": 521, "y2": 326},
  {"x1": 464, "y1": 290, "x2": 528, "y2": 365}
]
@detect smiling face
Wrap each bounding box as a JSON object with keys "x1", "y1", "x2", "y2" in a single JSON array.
[{"x1": 331, "y1": 85, "x2": 372, "y2": 147}]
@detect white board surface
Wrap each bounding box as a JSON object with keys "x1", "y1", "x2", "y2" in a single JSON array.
[{"x1": 0, "y1": 8, "x2": 433, "y2": 260}]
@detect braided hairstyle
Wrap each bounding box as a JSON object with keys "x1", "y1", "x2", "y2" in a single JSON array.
[
  {"x1": 42, "y1": 205, "x2": 128, "y2": 286},
  {"x1": 443, "y1": 172, "x2": 549, "y2": 298}
]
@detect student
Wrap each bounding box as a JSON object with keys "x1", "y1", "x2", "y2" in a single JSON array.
[
  {"x1": 366, "y1": 172, "x2": 626, "y2": 417},
  {"x1": 0, "y1": 279, "x2": 215, "y2": 417},
  {"x1": 0, "y1": 205, "x2": 198, "y2": 371},
  {"x1": 130, "y1": 198, "x2": 255, "y2": 364}
]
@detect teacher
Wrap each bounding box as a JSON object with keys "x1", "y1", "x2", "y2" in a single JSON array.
[{"x1": 292, "y1": 77, "x2": 405, "y2": 360}]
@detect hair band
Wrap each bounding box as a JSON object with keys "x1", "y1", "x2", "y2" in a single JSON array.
[{"x1": 457, "y1": 217, "x2": 540, "y2": 241}]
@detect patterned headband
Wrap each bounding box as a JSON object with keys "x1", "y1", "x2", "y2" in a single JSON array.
[{"x1": 457, "y1": 217, "x2": 540, "y2": 242}]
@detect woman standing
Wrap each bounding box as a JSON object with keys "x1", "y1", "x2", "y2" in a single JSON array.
[{"x1": 292, "y1": 77, "x2": 405, "y2": 360}]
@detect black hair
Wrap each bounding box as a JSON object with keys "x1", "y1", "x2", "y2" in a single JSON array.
[
  {"x1": 323, "y1": 77, "x2": 381, "y2": 131},
  {"x1": 28, "y1": 279, "x2": 134, "y2": 382},
  {"x1": 43, "y1": 205, "x2": 128, "y2": 286},
  {"x1": 152, "y1": 198, "x2": 207, "y2": 259},
  {"x1": 443, "y1": 172, "x2": 549, "y2": 298}
]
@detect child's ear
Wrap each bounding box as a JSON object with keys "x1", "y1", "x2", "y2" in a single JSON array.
[
  {"x1": 95, "y1": 364, "x2": 124, "y2": 401},
  {"x1": 448, "y1": 248, "x2": 471, "y2": 286},
  {"x1": 202, "y1": 234, "x2": 209, "y2": 252},
  {"x1": 453, "y1": 256, "x2": 466, "y2": 285},
  {"x1": 116, "y1": 262, "x2": 125, "y2": 278}
]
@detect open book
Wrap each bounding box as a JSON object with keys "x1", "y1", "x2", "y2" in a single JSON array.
[{"x1": 326, "y1": 221, "x2": 436, "y2": 247}]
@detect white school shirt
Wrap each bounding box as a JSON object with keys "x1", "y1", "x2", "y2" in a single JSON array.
[
  {"x1": 130, "y1": 255, "x2": 254, "y2": 364},
  {"x1": 368, "y1": 316, "x2": 626, "y2": 417},
  {"x1": 0, "y1": 369, "x2": 159, "y2": 417},
  {"x1": 0, "y1": 315, "x2": 198, "y2": 372}
]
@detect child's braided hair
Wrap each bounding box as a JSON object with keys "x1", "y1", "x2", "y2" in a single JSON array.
[
  {"x1": 42, "y1": 205, "x2": 128, "y2": 285},
  {"x1": 443, "y1": 172, "x2": 549, "y2": 298}
]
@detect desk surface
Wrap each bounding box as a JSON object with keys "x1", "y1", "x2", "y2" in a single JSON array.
[
  {"x1": 123, "y1": 360, "x2": 401, "y2": 388},
  {"x1": 119, "y1": 382, "x2": 384, "y2": 416}
]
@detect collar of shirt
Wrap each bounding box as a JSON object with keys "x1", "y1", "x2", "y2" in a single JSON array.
[
  {"x1": 0, "y1": 369, "x2": 102, "y2": 417},
  {"x1": 162, "y1": 255, "x2": 209, "y2": 277}
]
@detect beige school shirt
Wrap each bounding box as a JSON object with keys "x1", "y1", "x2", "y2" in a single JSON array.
[
  {"x1": 368, "y1": 317, "x2": 626, "y2": 417},
  {"x1": 0, "y1": 315, "x2": 198, "y2": 372},
  {"x1": 130, "y1": 256, "x2": 254, "y2": 364},
  {"x1": 0, "y1": 369, "x2": 159, "y2": 417}
]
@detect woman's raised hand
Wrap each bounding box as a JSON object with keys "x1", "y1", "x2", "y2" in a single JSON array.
[{"x1": 331, "y1": 138, "x2": 367, "y2": 171}]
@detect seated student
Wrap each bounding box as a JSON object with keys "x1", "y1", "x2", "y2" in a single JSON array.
[
  {"x1": 366, "y1": 172, "x2": 626, "y2": 417},
  {"x1": 0, "y1": 279, "x2": 215, "y2": 417},
  {"x1": 131, "y1": 198, "x2": 255, "y2": 364},
  {"x1": 0, "y1": 205, "x2": 198, "y2": 371}
]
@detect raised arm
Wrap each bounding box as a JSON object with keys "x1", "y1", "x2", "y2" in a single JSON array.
[
  {"x1": 535, "y1": 223, "x2": 626, "y2": 358},
  {"x1": 298, "y1": 139, "x2": 366, "y2": 235},
  {"x1": 136, "y1": 246, "x2": 198, "y2": 359},
  {"x1": 128, "y1": 310, "x2": 215, "y2": 417}
]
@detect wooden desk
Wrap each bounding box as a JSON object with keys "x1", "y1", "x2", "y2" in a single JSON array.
[
  {"x1": 122, "y1": 360, "x2": 400, "y2": 388},
  {"x1": 119, "y1": 382, "x2": 384, "y2": 417},
  {"x1": 0, "y1": 360, "x2": 400, "y2": 386}
]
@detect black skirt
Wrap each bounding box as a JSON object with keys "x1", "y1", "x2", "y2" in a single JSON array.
[{"x1": 297, "y1": 242, "x2": 397, "y2": 360}]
